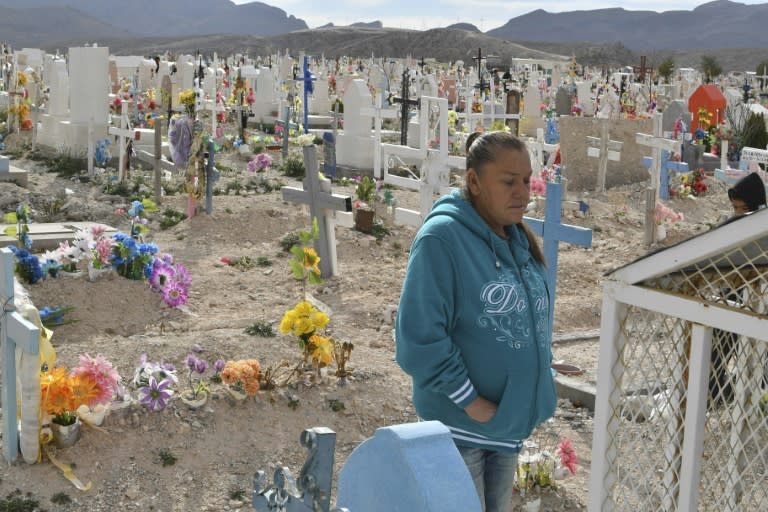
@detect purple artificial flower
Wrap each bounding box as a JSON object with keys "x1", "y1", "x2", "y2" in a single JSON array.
[
  {"x1": 185, "y1": 354, "x2": 198, "y2": 371},
  {"x1": 150, "y1": 260, "x2": 176, "y2": 290},
  {"x1": 138, "y1": 376, "x2": 173, "y2": 412},
  {"x1": 173, "y1": 263, "x2": 192, "y2": 288},
  {"x1": 214, "y1": 359, "x2": 226, "y2": 373},
  {"x1": 194, "y1": 358, "x2": 208, "y2": 374},
  {"x1": 162, "y1": 280, "x2": 189, "y2": 308}
]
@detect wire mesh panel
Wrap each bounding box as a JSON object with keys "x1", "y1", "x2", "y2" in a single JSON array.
[
  {"x1": 597, "y1": 307, "x2": 767, "y2": 511},
  {"x1": 593, "y1": 229, "x2": 768, "y2": 511}
]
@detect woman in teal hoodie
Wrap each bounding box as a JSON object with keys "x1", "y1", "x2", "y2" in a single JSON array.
[{"x1": 396, "y1": 131, "x2": 556, "y2": 512}]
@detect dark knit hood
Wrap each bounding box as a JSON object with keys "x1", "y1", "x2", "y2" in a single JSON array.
[{"x1": 728, "y1": 172, "x2": 766, "y2": 212}]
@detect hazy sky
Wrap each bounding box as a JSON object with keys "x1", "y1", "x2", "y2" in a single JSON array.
[{"x1": 232, "y1": 0, "x2": 767, "y2": 31}]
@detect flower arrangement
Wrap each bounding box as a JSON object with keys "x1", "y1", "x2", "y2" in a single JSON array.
[
  {"x1": 179, "y1": 89, "x2": 196, "y2": 115},
  {"x1": 655, "y1": 202, "x2": 685, "y2": 225},
  {"x1": 514, "y1": 435, "x2": 579, "y2": 494},
  {"x1": 8, "y1": 246, "x2": 43, "y2": 284},
  {"x1": 220, "y1": 359, "x2": 261, "y2": 396},
  {"x1": 132, "y1": 354, "x2": 177, "y2": 412},
  {"x1": 669, "y1": 169, "x2": 708, "y2": 198},
  {"x1": 41, "y1": 353, "x2": 121, "y2": 426},
  {"x1": 3, "y1": 203, "x2": 32, "y2": 249},
  {"x1": 530, "y1": 175, "x2": 546, "y2": 197},
  {"x1": 247, "y1": 152, "x2": 273, "y2": 173},
  {"x1": 94, "y1": 138, "x2": 111, "y2": 168},
  {"x1": 354, "y1": 176, "x2": 376, "y2": 210},
  {"x1": 279, "y1": 300, "x2": 330, "y2": 354},
  {"x1": 183, "y1": 353, "x2": 210, "y2": 400}
]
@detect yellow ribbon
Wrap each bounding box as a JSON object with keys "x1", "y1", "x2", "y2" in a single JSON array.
[{"x1": 40, "y1": 433, "x2": 92, "y2": 491}]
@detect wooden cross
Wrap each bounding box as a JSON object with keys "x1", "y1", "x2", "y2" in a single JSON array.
[
  {"x1": 108, "y1": 100, "x2": 142, "y2": 182},
  {"x1": 281, "y1": 145, "x2": 352, "y2": 278},
  {"x1": 299, "y1": 55, "x2": 316, "y2": 135},
  {"x1": 643, "y1": 151, "x2": 689, "y2": 201},
  {"x1": 586, "y1": 120, "x2": 623, "y2": 193},
  {"x1": 392, "y1": 69, "x2": 420, "y2": 146},
  {"x1": 524, "y1": 182, "x2": 592, "y2": 338},
  {"x1": 275, "y1": 105, "x2": 299, "y2": 159},
  {"x1": 472, "y1": 47, "x2": 496, "y2": 99},
  {"x1": 1, "y1": 247, "x2": 40, "y2": 463},
  {"x1": 636, "y1": 113, "x2": 681, "y2": 200},
  {"x1": 361, "y1": 92, "x2": 398, "y2": 179},
  {"x1": 633, "y1": 55, "x2": 648, "y2": 84}
]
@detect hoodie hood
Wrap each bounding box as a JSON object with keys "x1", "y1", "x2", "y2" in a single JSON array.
[
  {"x1": 728, "y1": 172, "x2": 767, "y2": 212},
  {"x1": 425, "y1": 190, "x2": 533, "y2": 268}
]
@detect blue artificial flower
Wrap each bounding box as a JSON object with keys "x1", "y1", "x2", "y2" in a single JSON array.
[
  {"x1": 127, "y1": 200, "x2": 144, "y2": 218},
  {"x1": 138, "y1": 243, "x2": 159, "y2": 255},
  {"x1": 21, "y1": 232, "x2": 32, "y2": 250}
]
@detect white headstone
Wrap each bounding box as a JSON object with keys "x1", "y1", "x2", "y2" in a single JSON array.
[
  {"x1": 336, "y1": 79, "x2": 376, "y2": 170},
  {"x1": 576, "y1": 81, "x2": 595, "y2": 116}
]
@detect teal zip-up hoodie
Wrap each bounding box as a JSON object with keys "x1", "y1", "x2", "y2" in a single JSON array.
[{"x1": 396, "y1": 190, "x2": 556, "y2": 453}]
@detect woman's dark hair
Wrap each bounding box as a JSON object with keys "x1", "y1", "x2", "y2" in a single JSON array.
[{"x1": 464, "y1": 131, "x2": 546, "y2": 266}]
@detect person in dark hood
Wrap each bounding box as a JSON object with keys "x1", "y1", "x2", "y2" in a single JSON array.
[
  {"x1": 728, "y1": 171, "x2": 766, "y2": 216},
  {"x1": 711, "y1": 171, "x2": 766, "y2": 405}
]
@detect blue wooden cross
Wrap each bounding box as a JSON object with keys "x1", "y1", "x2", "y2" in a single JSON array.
[
  {"x1": 524, "y1": 181, "x2": 592, "y2": 337},
  {"x1": 300, "y1": 55, "x2": 316, "y2": 135},
  {"x1": 644, "y1": 149, "x2": 689, "y2": 200},
  {"x1": 1, "y1": 247, "x2": 40, "y2": 463},
  {"x1": 204, "y1": 140, "x2": 219, "y2": 215}
]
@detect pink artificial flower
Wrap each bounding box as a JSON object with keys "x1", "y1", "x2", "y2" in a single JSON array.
[
  {"x1": 557, "y1": 438, "x2": 578, "y2": 475},
  {"x1": 530, "y1": 175, "x2": 547, "y2": 196},
  {"x1": 220, "y1": 256, "x2": 232, "y2": 265},
  {"x1": 72, "y1": 353, "x2": 121, "y2": 405},
  {"x1": 162, "y1": 280, "x2": 188, "y2": 308},
  {"x1": 94, "y1": 238, "x2": 114, "y2": 265},
  {"x1": 115, "y1": 207, "x2": 126, "y2": 216},
  {"x1": 90, "y1": 225, "x2": 106, "y2": 239}
]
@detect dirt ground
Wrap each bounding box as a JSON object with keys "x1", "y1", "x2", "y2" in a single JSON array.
[{"x1": 0, "y1": 129, "x2": 733, "y2": 511}]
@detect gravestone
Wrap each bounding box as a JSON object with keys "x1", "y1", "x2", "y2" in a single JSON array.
[
  {"x1": 36, "y1": 58, "x2": 69, "y2": 149},
  {"x1": 0, "y1": 156, "x2": 29, "y2": 187},
  {"x1": 336, "y1": 79, "x2": 376, "y2": 170},
  {"x1": 312, "y1": 76, "x2": 332, "y2": 115},
  {"x1": 522, "y1": 81, "x2": 544, "y2": 136},
  {"x1": 252, "y1": 66, "x2": 278, "y2": 122},
  {"x1": 576, "y1": 81, "x2": 595, "y2": 116},
  {"x1": 662, "y1": 100, "x2": 691, "y2": 134},
  {"x1": 67, "y1": 46, "x2": 110, "y2": 154},
  {"x1": 1, "y1": 247, "x2": 41, "y2": 463},
  {"x1": 361, "y1": 93, "x2": 397, "y2": 178},
  {"x1": 281, "y1": 145, "x2": 352, "y2": 278},
  {"x1": 555, "y1": 87, "x2": 573, "y2": 116},
  {"x1": 336, "y1": 422, "x2": 482, "y2": 512}
]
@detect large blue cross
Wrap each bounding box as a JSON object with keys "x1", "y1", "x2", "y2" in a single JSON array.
[
  {"x1": 300, "y1": 55, "x2": 316, "y2": 135},
  {"x1": 524, "y1": 181, "x2": 592, "y2": 338},
  {"x1": 644, "y1": 149, "x2": 689, "y2": 200}
]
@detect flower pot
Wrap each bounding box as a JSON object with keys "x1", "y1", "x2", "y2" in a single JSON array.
[
  {"x1": 87, "y1": 262, "x2": 111, "y2": 282},
  {"x1": 354, "y1": 209, "x2": 375, "y2": 234},
  {"x1": 656, "y1": 224, "x2": 667, "y2": 242},
  {"x1": 179, "y1": 390, "x2": 209, "y2": 409},
  {"x1": 224, "y1": 386, "x2": 248, "y2": 402},
  {"x1": 51, "y1": 417, "x2": 81, "y2": 448},
  {"x1": 77, "y1": 404, "x2": 109, "y2": 426}
]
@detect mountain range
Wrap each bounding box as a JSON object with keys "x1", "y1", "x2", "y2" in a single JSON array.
[{"x1": 0, "y1": 0, "x2": 766, "y2": 72}]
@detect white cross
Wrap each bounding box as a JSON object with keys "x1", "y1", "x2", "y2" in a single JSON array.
[
  {"x1": 1, "y1": 248, "x2": 40, "y2": 463},
  {"x1": 636, "y1": 113, "x2": 680, "y2": 200},
  {"x1": 586, "y1": 120, "x2": 623, "y2": 193},
  {"x1": 360, "y1": 93, "x2": 397, "y2": 179},
  {"x1": 108, "y1": 100, "x2": 142, "y2": 182},
  {"x1": 281, "y1": 145, "x2": 352, "y2": 277}
]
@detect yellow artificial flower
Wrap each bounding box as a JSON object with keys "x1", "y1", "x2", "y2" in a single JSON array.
[
  {"x1": 294, "y1": 301, "x2": 313, "y2": 317},
  {"x1": 293, "y1": 317, "x2": 315, "y2": 337},
  {"x1": 310, "y1": 310, "x2": 330, "y2": 330},
  {"x1": 17, "y1": 71, "x2": 28, "y2": 86},
  {"x1": 310, "y1": 335, "x2": 334, "y2": 366},
  {"x1": 279, "y1": 310, "x2": 296, "y2": 334},
  {"x1": 302, "y1": 247, "x2": 321, "y2": 276}
]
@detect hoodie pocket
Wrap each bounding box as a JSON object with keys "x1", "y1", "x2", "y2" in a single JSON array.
[{"x1": 469, "y1": 373, "x2": 534, "y2": 439}]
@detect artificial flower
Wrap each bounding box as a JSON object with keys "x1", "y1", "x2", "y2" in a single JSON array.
[
  {"x1": 557, "y1": 438, "x2": 578, "y2": 475},
  {"x1": 138, "y1": 376, "x2": 173, "y2": 412},
  {"x1": 309, "y1": 334, "x2": 334, "y2": 366}
]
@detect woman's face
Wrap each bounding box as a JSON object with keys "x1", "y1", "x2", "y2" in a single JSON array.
[{"x1": 467, "y1": 148, "x2": 532, "y2": 236}]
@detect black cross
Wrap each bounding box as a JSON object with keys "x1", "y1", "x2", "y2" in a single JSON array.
[
  {"x1": 633, "y1": 55, "x2": 648, "y2": 84},
  {"x1": 472, "y1": 48, "x2": 495, "y2": 98},
  {"x1": 392, "y1": 69, "x2": 420, "y2": 146},
  {"x1": 418, "y1": 57, "x2": 427, "y2": 74}
]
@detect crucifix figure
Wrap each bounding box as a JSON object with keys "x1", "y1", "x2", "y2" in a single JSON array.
[
  {"x1": 281, "y1": 145, "x2": 352, "y2": 278},
  {"x1": 392, "y1": 69, "x2": 420, "y2": 146}
]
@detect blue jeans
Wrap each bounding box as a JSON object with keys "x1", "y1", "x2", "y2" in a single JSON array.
[{"x1": 457, "y1": 445, "x2": 518, "y2": 512}]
